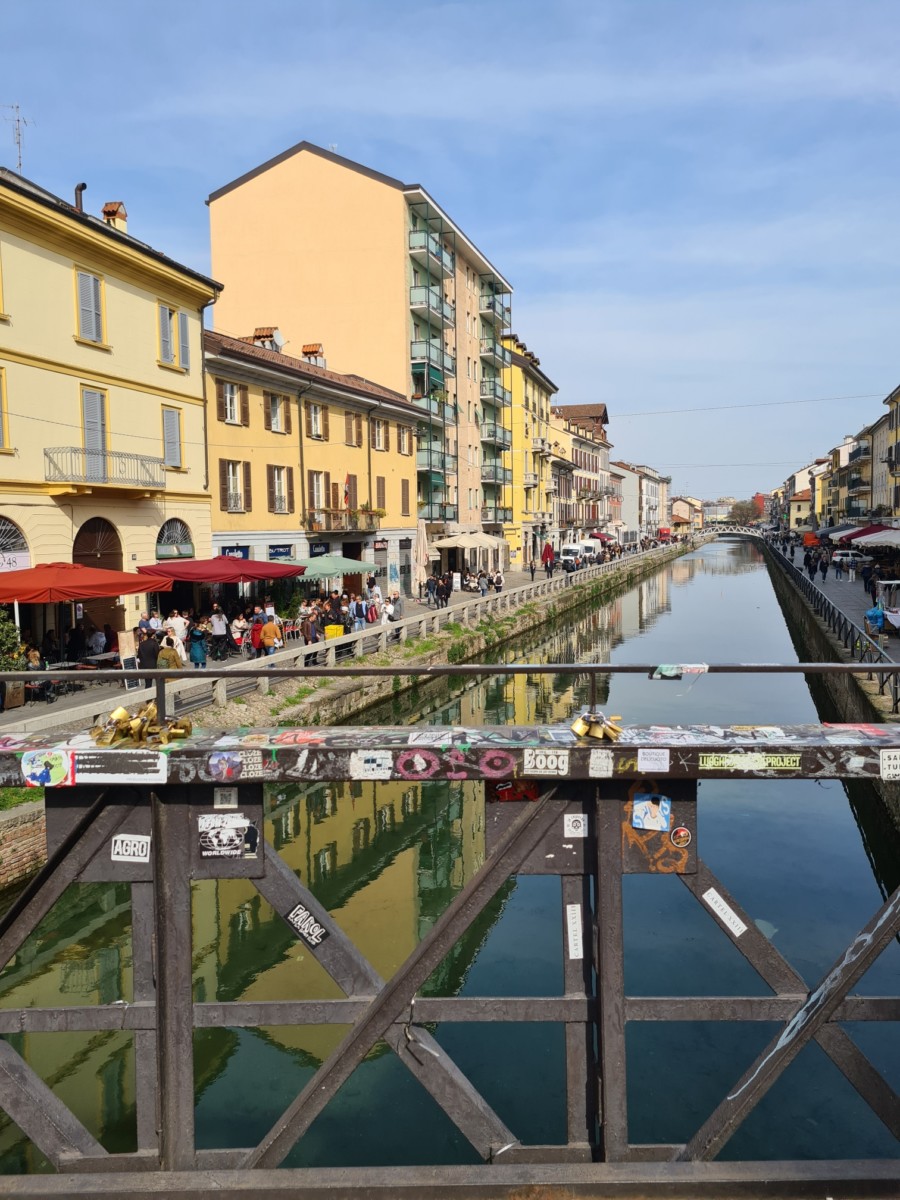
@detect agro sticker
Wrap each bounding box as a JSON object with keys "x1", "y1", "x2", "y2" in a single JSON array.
[
  {"x1": 111, "y1": 833, "x2": 151, "y2": 863},
  {"x1": 670, "y1": 825, "x2": 692, "y2": 849},
  {"x1": 523, "y1": 748, "x2": 570, "y2": 776}
]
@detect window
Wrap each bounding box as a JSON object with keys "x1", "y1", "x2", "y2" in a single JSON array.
[
  {"x1": 75, "y1": 270, "x2": 104, "y2": 345},
  {"x1": 401, "y1": 479, "x2": 410, "y2": 516},
  {"x1": 162, "y1": 407, "x2": 182, "y2": 469},
  {"x1": 264, "y1": 393, "x2": 291, "y2": 434},
  {"x1": 267, "y1": 464, "x2": 294, "y2": 514},
  {"x1": 216, "y1": 380, "x2": 248, "y2": 426},
  {"x1": 81, "y1": 387, "x2": 107, "y2": 482},
  {"x1": 158, "y1": 303, "x2": 190, "y2": 370},
  {"x1": 376, "y1": 476, "x2": 386, "y2": 510},
  {"x1": 371, "y1": 418, "x2": 389, "y2": 451},
  {"x1": 345, "y1": 412, "x2": 363, "y2": 446},
  {"x1": 308, "y1": 470, "x2": 327, "y2": 509},
  {"x1": 306, "y1": 402, "x2": 329, "y2": 440},
  {"x1": 398, "y1": 426, "x2": 412, "y2": 455},
  {"x1": 219, "y1": 460, "x2": 251, "y2": 512}
]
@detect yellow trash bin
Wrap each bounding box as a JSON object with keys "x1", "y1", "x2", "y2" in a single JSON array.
[{"x1": 325, "y1": 624, "x2": 345, "y2": 641}]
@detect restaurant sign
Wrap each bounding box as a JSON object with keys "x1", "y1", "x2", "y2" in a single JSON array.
[
  {"x1": 221, "y1": 546, "x2": 250, "y2": 559},
  {"x1": 310, "y1": 542, "x2": 330, "y2": 557},
  {"x1": 268, "y1": 544, "x2": 294, "y2": 560}
]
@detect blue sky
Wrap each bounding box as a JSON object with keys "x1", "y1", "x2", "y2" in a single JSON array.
[{"x1": 3, "y1": 0, "x2": 899, "y2": 499}]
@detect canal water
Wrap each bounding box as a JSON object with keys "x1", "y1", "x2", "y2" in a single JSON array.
[{"x1": 0, "y1": 540, "x2": 898, "y2": 1170}]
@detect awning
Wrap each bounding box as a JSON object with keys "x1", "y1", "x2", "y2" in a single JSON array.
[
  {"x1": 853, "y1": 530, "x2": 900, "y2": 547},
  {"x1": 822, "y1": 524, "x2": 859, "y2": 540},
  {"x1": 285, "y1": 554, "x2": 377, "y2": 580},
  {"x1": 137, "y1": 556, "x2": 306, "y2": 584},
  {"x1": 589, "y1": 532, "x2": 615, "y2": 541},
  {"x1": 838, "y1": 524, "x2": 890, "y2": 542},
  {"x1": 0, "y1": 562, "x2": 173, "y2": 603}
]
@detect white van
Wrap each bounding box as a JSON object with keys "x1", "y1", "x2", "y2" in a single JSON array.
[{"x1": 559, "y1": 542, "x2": 595, "y2": 568}]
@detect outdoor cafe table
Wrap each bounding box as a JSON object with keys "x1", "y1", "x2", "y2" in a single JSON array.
[{"x1": 82, "y1": 652, "x2": 120, "y2": 666}]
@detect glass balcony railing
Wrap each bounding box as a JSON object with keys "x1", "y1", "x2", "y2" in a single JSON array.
[
  {"x1": 419, "y1": 501, "x2": 458, "y2": 522},
  {"x1": 417, "y1": 448, "x2": 457, "y2": 474},
  {"x1": 480, "y1": 423, "x2": 512, "y2": 449},
  {"x1": 479, "y1": 338, "x2": 512, "y2": 367},
  {"x1": 480, "y1": 378, "x2": 512, "y2": 407},
  {"x1": 409, "y1": 285, "x2": 455, "y2": 326},
  {"x1": 409, "y1": 230, "x2": 455, "y2": 276},
  {"x1": 411, "y1": 394, "x2": 448, "y2": 421},
  {"x1": 481, "y1": 505, "x2": 513, "y2": 524},
  {"x1": 411, "y1": 340, "x2": 456, "y2": 376},
  {"x1": 478, "y1": 292, "x2": 511, "y2": 329},
  {"x1": 481, "y1": 463, "x2": 512, "y2": 485}
]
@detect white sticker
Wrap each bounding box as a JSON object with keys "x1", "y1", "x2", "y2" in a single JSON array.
[
  {"x1": 566, "y1": 903, "x2": 584, "y2": 960},
  {"x1": 880, "y1": 749, "x2": 900, "y2": 779},
  {"x1": 74, "y1": 751, "x2": 167, "y2": 786},
  {"x1": 349, "y1": 749, "x2": 394, "y2": 780},
  {"x1": 637, "y1": 748, "x2": 670, "y2": 773},
  {"x1": 523, "y1": 748, "x2": 570, "y2": 776},
  {"x1": 702, "y1": 887, "x2": 747, "y2": 938},
  {"x1": 111, "y1": 833, "x2": 151, "y2": 863},
  {"x1": 564, "y1": 813, "x2": 587, "y2": 838},
  {"x1": 214, "y1": 787, "x2": 239, "y2": 810},
  {"x1": 588, "y1": 748, "x2": 614, "y2": 777},
  {"x1": 238, "y1": 749, "x2": 267, "y2": 779}
]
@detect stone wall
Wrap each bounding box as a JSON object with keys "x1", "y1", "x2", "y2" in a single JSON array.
[{"x1": 0, "y1": 800, "x2": 46, "y2": 890}]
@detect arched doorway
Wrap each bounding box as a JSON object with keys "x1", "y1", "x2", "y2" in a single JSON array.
[
  {"x1": 73, "y1": 517, "x2": 124, "y2": 635},
  {"x1": 155, "y1": 518, "x2": 196, "y2": 612}
]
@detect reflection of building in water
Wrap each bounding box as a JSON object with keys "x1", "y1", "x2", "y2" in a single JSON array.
[{"x1": 0, "y1": 883, "x2": 133, "y2": 1169}]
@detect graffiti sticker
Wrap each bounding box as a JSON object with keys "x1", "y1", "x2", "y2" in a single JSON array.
[{"x1": 523, "y1": 748, "x2": 570, "y2": 776}]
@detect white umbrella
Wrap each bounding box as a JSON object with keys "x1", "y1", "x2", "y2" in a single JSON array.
[
  {"x1": 853, "y1": 530, "x2": 900, "y2": 547},
  {"x1": 413, "y1": 519, "x2": 430, "y2": 590}
]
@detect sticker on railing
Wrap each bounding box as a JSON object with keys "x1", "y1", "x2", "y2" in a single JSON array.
[
  {"x1": 564, "y1": 813, "x2": 587, "y2": 838},
  {"x1": 670, "y1": 826, "x2": 692, "y2": 849},
  {"x1": 566, "y1": 904, "x2": 583, "y2": 960},
  {"x1": 879, "y1": 749, "x2": 900, "y2": 779},
  {"x1": 698, "y1": 753, "x2": 801, "y2": 771},
  {"x1": 701, "y1": 887, "x2": 747, "y2": 937},
  {"x1": 589, "y1": 748, "x2": 614, "y2": 777},
  {"x1": 523, "y1": 747, "x2": 570, "y2": 776},
  {"x1": 198, "y1": 812, "x2": 259, "y2": 859},
  {"x1": 285, "y1": 903, "x2": 329, "y2": 948},
  {"x1": 73, "y1": 750, "x2": 167, "y2": 785},
  {"x1": 214, "y1": 787, "x2": 239, "y2": 810},
  {"x1": 631, "y1": 793, "x2": 672, "y2": 831},
  {"x1": 111, "y1": 833, "x2": 151, "y2": 863},
  {"x1": 21, "y1": 749, "x2": 73, "y2": 787},
  {"x1": 637, "y1": 748, "x2": 670, "y2": 773},
  {"x1": 349, "y1": 749, "x2": 394, "y2": 779}
]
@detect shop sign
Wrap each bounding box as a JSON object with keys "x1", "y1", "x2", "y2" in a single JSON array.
[
  {"x1": 398, "y1": 538, "x2": 412, "y2": 550},
  {"x1": 268, "y1": 544, "x2": 294, "y2": 560},
  {"x1": 373, "y1": 539, "x2": 388, "y2": 551},
  {"x1": 310, "y1": 542, "x2": 330, "y2": 557},
  {"x1": 156, "y1": 543, "x2": 194, "y2": 559},
  {"x1": 221, "y1": 546, "x2": 250, "y2": 559}
]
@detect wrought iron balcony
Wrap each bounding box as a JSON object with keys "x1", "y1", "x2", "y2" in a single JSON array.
[
  {"x1": 226, "y1": 490, "x2": 244, "y2": 513},
  {"x1": 410, "y1": 286, "x2": 455, "y2": 326},
  {"x1": 481, "y1": 463, "x2": 512, "y2": 485},
  {"x1": 409, "y1": 230, "x2": 455, "y2": 277},
  {"x1": 480, "y1": 423, "x2": 512, "y2": 449},
  {"x1": 303, "y1": 508, "x2": 380, "y2": 532},
  {"x1": 419, "y1": 501, "x2": 458, "y2": 522},
  {"x1": 411, "y1": 340, "x2": 456, "y2": 376},
  {"x1": 480, "y1": 377, "x2": 512, "y2": 407},
  {"x1": 478, "y1": 292, "x2": 511, "y2": 329},
  {"x1": 849, "y1": 443, "x2": 872, "y2": 463},
  {"x1": 44, "y1": 446, "x2": 166, "y2": 489}
]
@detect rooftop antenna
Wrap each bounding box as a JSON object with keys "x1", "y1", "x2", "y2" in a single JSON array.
[
  {"x1": 328, "y1": 143, "x2": 338, "y2": 153},
  {"x1": 2, "y1": 104, "x2": 31, "y2": 173}
]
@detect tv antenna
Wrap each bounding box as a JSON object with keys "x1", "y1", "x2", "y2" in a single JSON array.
[{"x1": 2, "y1": 105, "x2": 32, "y2": 173}]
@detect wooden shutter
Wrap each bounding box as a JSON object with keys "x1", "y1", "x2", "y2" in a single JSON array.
[
  {"x1": 401, "y1": 479, "x2": 410, "y2": 516},
  {"x1": 263, "y1": 393, "x2": 272, "y2": 431},
  {"x1": 162, "y1": 409, "x2": 181, "y2": 468},
  {"x1": 287, "y1": 467, "x2": 295, "y2": 513},
  {"x1": 345, "y1": 412, "x2": 353, "y2": 445},
  {"x1": 325, "y1": 472, "x2": 332, "y2": 509},
  {"x1": 219, "y1": 460, "x2": 228, "y2": 510},
  {"x1": 178, "y1": 311, "x2": 190, "y2": 370},
  {"x1": 348, "y1": 474, "x2": 358, "y2": 510},
  {"x1": 240, "y1": 385, "x2": 249, "y2": 427},
  {"x1": 308, "y1": 470, "x2": 315, "y2": 509},
  {"x1": 322, "y1": 406, "x2": 330, "y2": 441},
  {"x1": 305, "y1": 403, "x2": 313, "y2": 438},
  {"x1": 370, "y1": 419, "x2": 377, "y2": 449},
  {"x1": 331, "y1": 480, "x2": 340, "y2": 509},
  {"x1": 384, "y1": 422, "x2": 390, "y2": 452},
  {"x1": 284, "y1": 397, "x2": 292, "y2": 435},
  {"x1": 77, "y1": 271, "x2": 101, "y2": 342},
  {"x1": 158, "y1": 304, "x2": 173, "y2": 362},
  {"x1": 266, "y1": 464, "x2": 275, "y2": 512},
  {"x1": 376, "y1": 476, "x2": 386, "y2": 510},
  {"x1": 243, "y1": 461, "x2": 252, "y2": 511},
  {"x1": 355, "y1": 414, "x2": 362, "y2": 446},
  {"x1": 216, "y1": 380, "x2": 226, "y2": 422}
]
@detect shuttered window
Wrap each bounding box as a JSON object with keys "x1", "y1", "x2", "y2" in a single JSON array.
[
  {"x1": 355, "y1": 414, "x2": 362, "y2": 446},
  {"x1": 178, "y1": 312, "x2": 190, "y2": 371},
  {"x1": 82, "y1": 388, "x2": 107, "y2": 483},
  {"x1": 345, "y1": 413, "x2": 354, "y2": 445},
  {"x1": 158, "y1": 304, "x2": 175, "y2": 363},
  {"x1": 347, "y1": 474, "x2": 358, "y2": 510},
  {"x1": 376, "y1": 476, "x2": 386, "y2": 510},
  {"x1": 158, "y1": 303, "x2": 191, "y2": 369},
  {"x1": 162, "y1": 408, "x2": 182, "y2": 468},
  {"x1": 243, "y1": 462, "x2": 253, "y2": 511},
  {"x1": 76, "y1": 271, "x2": 103, "y2": 343},
  {"x1": 401, "y1": 479, "x2": 410, "y2": 516}
]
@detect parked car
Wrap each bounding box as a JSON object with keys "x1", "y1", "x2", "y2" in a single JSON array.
[{"x1": 831, "y1": 549, "x2": 874, "y2": 567}]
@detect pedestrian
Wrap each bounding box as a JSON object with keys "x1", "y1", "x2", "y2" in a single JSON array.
[
  {"x1": 819, "y1": 556, "x2": 829, "y2": 582},
  {"x1": 529, "y1": 560, "x2": 536, "y2": 582},
  {"x1": 260, "y1": 613, "x2": 281, "y2": 656},
  {"x1": 834, "y1": 557, "x2": 843, "y2": 581},
  {"x1": 157, "y1": 637, "x2": 182, "y2": 672},
  {"x1": 209, "y1": 604, "x2": 229, "y2": 660},
  {"x1": 425, "y1": 575, "x2": 437, "y2": 607},
  {"x1": 478, "y1": 571, "x2": 489, "y2": 598},
  {"x1": 188, "y1": 621, "x2": 208, "y2": 669},
  {"x1": 137, "y1": 628, "x2": 159, "y2": 687},
  {"x1": 493, "y1": 569, "x2": 504, "y2": 593},
  {"x1": 848, "y1": 560, "x2": 856, "y2": 583}
]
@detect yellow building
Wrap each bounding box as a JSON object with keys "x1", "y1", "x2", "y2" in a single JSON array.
[
  {"x1": 208, "y1": 141, "x2": 513, "y2": 539},
  {"x1": 502, "y1": 336, "x2": 558, "y2": 565},
  {"x1": 205, "y1": 329, "x2": 419, "y2": 590},
  {"x1": 0, "y1": 169, "x2": 220, "y2": 637}
]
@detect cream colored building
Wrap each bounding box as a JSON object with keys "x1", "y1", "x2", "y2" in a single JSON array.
[
  {"x1": 208, "y1": 141, "x2": 513, "y2": 539},
  {"x1": 0, "y1": 169, "x2": 220, "y2": 637}
]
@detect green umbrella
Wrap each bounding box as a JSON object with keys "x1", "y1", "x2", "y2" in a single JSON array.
[{"x1": 284, "y1": 554, "x2": 378, "y2": 580}]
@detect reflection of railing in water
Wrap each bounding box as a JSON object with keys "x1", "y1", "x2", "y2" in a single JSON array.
[{"x1": 0, "y1": 678, "x2": 897, "y2": 1195}]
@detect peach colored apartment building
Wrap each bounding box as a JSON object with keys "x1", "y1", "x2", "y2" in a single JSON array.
[{"x1": 208, "y1": 142, "x2": 514, "y2": 539}]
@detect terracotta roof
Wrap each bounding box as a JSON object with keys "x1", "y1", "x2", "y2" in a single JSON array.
[
  {"x1": 554, "y1": 403, "x2": 609, "y2": 426},
  {"x1": 792, "y1": 489, "x2": 812, "y2": 501},
  {"x1": 204, "y1": 329, "x2": 413, "y2": 409}
]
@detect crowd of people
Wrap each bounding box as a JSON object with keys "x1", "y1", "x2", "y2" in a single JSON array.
[{"x1": 769, "y1": 532, "x2": 886, "y2": 602}]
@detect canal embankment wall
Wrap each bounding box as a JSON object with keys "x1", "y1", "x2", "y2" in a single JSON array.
[{"x1": 762, "y1": 540, "x2": 900, "y2": 828}]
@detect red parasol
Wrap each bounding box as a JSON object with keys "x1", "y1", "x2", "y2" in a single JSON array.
[
  {"x1": 540, "y1": 542, "x2": 555, "y2": 564},
  {"x1": 0, "y1": 562, "x2": 173, "y2": 604},
  {"x1": 137, "y1": 555, "x2": 306, "y2": 584}
]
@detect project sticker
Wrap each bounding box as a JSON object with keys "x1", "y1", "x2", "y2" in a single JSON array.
[
  {"x1": 698, "y1": 753, "x2": 802, "y2": 771},
  {"x1": 702, "y1": 887, "x2": 747, "y2": 938},
  {"x1": 349, "y1": 749, "x2": 394, "y2": 780},
  {"x1": 523, "y1": 748, "x2": 570, "y2": 776},
  {"x1": 879, "y1": 749, "x2": 900, "y2": 779},
  {"x1": 631, "y1": 793, "x2": 672, "y2": 832},
  {"x1": 563, "y1": 813, "x2": 587, "y2": 838},
  {"x1": 637, "y1": 748, "x2": 670, "y2": 773},
  {"x1": 285, "y1": 903, "x2": 329, "y2": 948},
  {"x1": 110, "y1": 834, "x2": 151, "y2": 863},
  {"x1": 588, "y1": 748, "x2": 614, "y2": 777},
  {"x1": 197, "y1": 812, "x2": 259, "y2": 859},
  {"x1": 21, "y1": 750, "x2": 74, "y2": 788},
  {"x1": 565, "y1": 904, "x2": 584, "y2": 960}
]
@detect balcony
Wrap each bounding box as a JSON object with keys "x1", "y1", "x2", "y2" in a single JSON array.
[
  {"x1": 847, "y1": 477, "x2": 870, "y2": 496},
  {"x1": 410, "y1": 285, "x2": 455, "y2": 327},
  {"x1": 412, "y1": 394, "x2": 448, "y2": 422},
  {"x1": 419, "y1": 501, "x2": 458, "y2": 522},
  {"x1": 272, "y1": 496, "x2": 288, "y2": 514},
  {"x1": 849, "y1": 443, "x2": 872, "y2": 463},
  {"x1": 409, "y1": 230, "x2": 455, "y2": 278},
  {"x1": 546, "y1": 482, "x2": 558, "y2": 495},
  {"x1": 411, "y1": 340, "x2": 455, "y2": 376},
  {"x1": 481, "y1": 463, "x2": 512, "y2": 485},
  {"x1": 226, "y1": 490, "x2": 244, "y2": 513},
  {"x1": 523, "y1": 472, "x2": 539, "y2": 488},
  {"x1": 44, "y1": 446, "x2": 166, "y2": 490},
  {"x1": 479, "y1": 292, "x2": 511, "y2": 330},
  {"x1": 481, "y1": 505, "x2": 513, "y2": 524},
  {"x1": 479, "y1": 338, "x2": 512, "y2": 368},
  {"x1": 303, "y1": 508, "x2": 380, "y2": 533},
  {"x1": 417, "y1": 447, "x2": 457, "y2": 475},
  {"x1": 481, "y1": 423, "x2": 512, "y2": 450},
  {"x1": 532, "y1": 437, "x2": 552, "y2": 455},
  {"x1": 480, "y1": 377, "x2": 512, "y2": 407}
]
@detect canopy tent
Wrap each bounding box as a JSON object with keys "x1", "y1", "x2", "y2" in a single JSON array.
[
  {"x1": 590, "y1": 532, "x2": 615, "y2": 541},
  {"x1": 137, "y1": 556, "x2": 306, "y2": 584},
  {"x1": 432, "y1": 532, "x2": 506, "y2": 550},
  {"x1": 284, "y1": 554, "x2": 377, "y2": 581},
  {"x1": 0, "y1": 562, "x2": 174, "y2": 604},
  {"x1": 838, "y1": 524, "x2": 890, "y2": 542},
  {"x1": 822, "y1": 524, "x2": 859, "y2": 540},
  {"x1": 853, "y1": 529, "x2": 900, "y2": 547}
]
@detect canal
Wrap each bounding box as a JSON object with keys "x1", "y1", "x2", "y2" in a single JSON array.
[{"x1": 0, "y1": 539, "x2": 898, "y2": 1171}]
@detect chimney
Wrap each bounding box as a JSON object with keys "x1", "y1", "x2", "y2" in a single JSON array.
[
  {"x1": 102, "y1": 201, "x2": 128, "y2": 233},
  {"x1": 74, "y1": 182, "x2": 87, "y2": 212},
  {"x1": 302, "y1": 342, "x2": 326, "y2": 368},
  {"x1": 251, "y1": 327, "x2": 285, "y2": 352}
]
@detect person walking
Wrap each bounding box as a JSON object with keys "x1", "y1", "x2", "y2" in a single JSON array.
[
  {"x1": 819, "y1": 556, "x2": 829, "y2": 583},
  {"x1": 493, "y1": 569, "x2": 504, "y2": 594},
  {"x1": 848, "y1": 559, "x2": 857, "y2": 583},
  {"x1": 834, "y1": 556, "x2": 843, "y2": 581},
  {"x1": 157, "y1": 637, "x2": 182, "y2": 672},
  {"x1": 425, "y1": 575, "x2": 437, "y2": 608},
  {"x1": 188, "y1": 620, "x2": 208, "y2": 669},
  {"x1": 209, "y1": 604, "x2": 229, "y2": 660},
  {"x1": 529, "y1": 560, "x2": 536, "y2": 582},
  {"x1": 137, "y1": 628, "x2": 160, "y2": 687}
]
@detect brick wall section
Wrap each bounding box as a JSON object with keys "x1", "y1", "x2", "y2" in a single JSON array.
[{"x1": 0, "y1": 801, "x2": 46, "y2": 888}]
